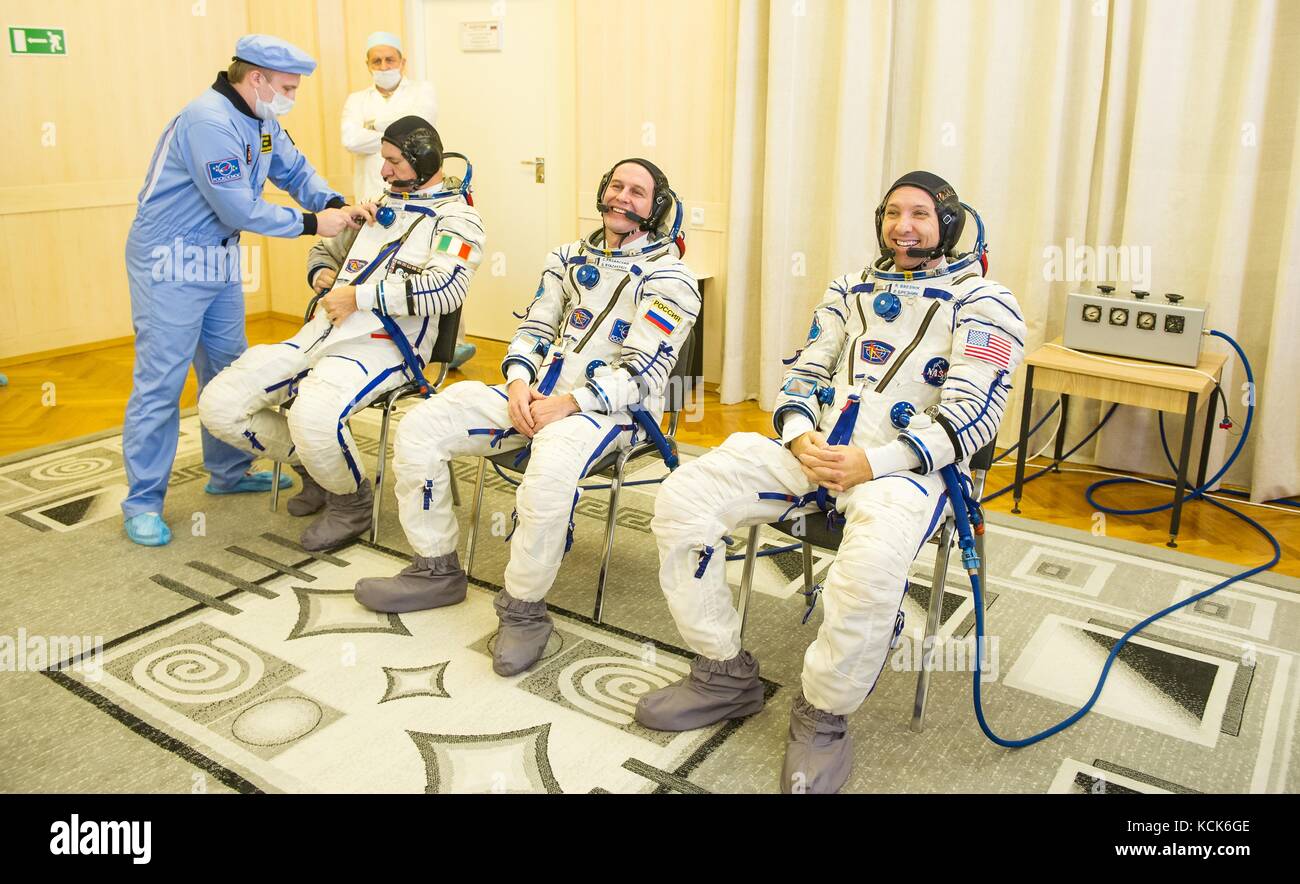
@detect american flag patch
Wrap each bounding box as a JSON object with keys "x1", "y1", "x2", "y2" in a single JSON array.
[{"x1": 964, "y1": 329, "x2": 1012, "y2": 368}]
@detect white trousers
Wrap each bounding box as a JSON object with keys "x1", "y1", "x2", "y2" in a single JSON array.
[
  {"x1": 394, "y1": 381, "x2": 635, "y2": 602},
  {"x1": 199, "y1": 315, "x2": 411, "y2": 494},
  {"x1": 652, "y1": 432, "x2": 951, "y2": 716}
]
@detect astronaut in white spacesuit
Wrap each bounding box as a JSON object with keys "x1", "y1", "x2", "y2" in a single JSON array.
[
  {"x1": 354, "y1": 158, "x2": 700, "y2": 678},
  {"x1": 199, "y1": 116, "x2": 484, "y2": 550},
  {"x1": 637, "y1": 172, "x2": 1026, "y2": 793}
]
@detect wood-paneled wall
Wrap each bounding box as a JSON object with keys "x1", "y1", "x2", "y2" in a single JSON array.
[
  {"x1": 1, "y1": 0, "x2": 736, "y2": 388},
  {"x1": 0, "y1": 0, "x2": 404, "y2": 361},
  {"x1": 574, "y1": 0, "x2": 737, "y2": 383}
]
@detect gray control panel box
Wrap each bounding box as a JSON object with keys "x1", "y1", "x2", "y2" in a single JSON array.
[{"x1": 1063, "y1": 290, "x2": 1206, "y2": 367}]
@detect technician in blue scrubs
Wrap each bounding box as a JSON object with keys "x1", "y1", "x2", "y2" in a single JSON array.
[{"x1": 122, "y1": 35, "x2": 372, "y2": 546}]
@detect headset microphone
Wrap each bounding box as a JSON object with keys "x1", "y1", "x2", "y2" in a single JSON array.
[{"x1": 597, "y1": 203, "x2": 650, "y2": 226}]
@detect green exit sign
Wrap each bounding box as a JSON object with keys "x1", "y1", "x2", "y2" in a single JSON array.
[{"x1": 9, "y1": 26, "x2": 66, "y2": 55}]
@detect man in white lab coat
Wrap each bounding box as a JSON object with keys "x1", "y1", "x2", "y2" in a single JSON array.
[{"x1": 341, "y1": 31, "x2": 474, "y2": 369}]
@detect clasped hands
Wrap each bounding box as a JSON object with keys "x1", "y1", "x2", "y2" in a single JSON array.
[
  {"x1": 507, "y1": 378, "x2": 581, "y2": 439},
  {"x1": 790, "y1": 430, "x2": 873, "y2": 494}
]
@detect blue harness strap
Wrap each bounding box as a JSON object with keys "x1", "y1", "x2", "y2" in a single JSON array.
[
  {"x1": 758, "y1": 490, "x2": 818, "y2": 522},
  {"x1": 815, "y1": 393, "x2": 862, "y2": 511},
  {"x1": 376, "y1": 312, "x2": 431, "y2": 395},
  {"x1": 695, "y1": 544, "x2": 715, "y2": 578},
  {"x1": 628, "y1": 403, "x2": 678, "y2": 469},
  {"x1": 350, "y1": 231, "x2": 433, "y2": 396},
  {"x1": 468, "y1": 427, "x2": 518, "y2": 449},
  {"x1": 537, "y1": 353, "x2": 565, "y2": 395}
]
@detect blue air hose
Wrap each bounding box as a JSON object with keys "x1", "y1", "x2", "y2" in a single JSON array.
[{"x1": 943, "y1": 329, "x2": 1281, "y2": 747}]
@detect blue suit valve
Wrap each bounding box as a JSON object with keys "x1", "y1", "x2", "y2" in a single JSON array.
[
  {"x1": 376, "y1": 205, "x2": 397, "y2": 228},
  {"x1": 889, "y1": 401, "x2": 915, "y2": 429},
  {"x1": 873, "y1": 292, "x2": 902, "y2": 321},
  {"x1": 576, "y1": 264, "x2": 600, "y2": 289}
]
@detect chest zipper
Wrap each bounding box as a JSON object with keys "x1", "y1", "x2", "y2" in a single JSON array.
[
  {"x1": 873, "y1": 299, "x2": 942, "y2": 394},
  {"x1": 572, "y1": 275, "x2": 633, "y2": 353},
  {"x1": 846, "y1": 288, "x2": 871, "y2": 384}
]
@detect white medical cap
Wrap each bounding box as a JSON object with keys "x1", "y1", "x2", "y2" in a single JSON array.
[{"x1": 365, "y1": 31, "x2": 403, "y2": 54}]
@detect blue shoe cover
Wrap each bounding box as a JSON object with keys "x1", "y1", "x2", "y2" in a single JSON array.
[
  {"x1": 449, "y1": 343, "x2": 477, "y2": 369},
  {"x1": 205, "y1": 470, "x2": 294, "y2": 495},
  {"x1": 125, "y1": 512, "x2": 172, "y2": 546}
]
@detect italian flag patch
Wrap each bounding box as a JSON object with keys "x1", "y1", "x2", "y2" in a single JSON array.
[{"x1": 435, "y1": 233, "x2": 475, "y2": 261}]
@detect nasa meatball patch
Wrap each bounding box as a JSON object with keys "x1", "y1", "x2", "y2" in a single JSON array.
[
  {"x1": 923, "y1": 357, "x2": 949, "y2": 386},
  {"x1": 206, "y1": 157, "x2": 242, "y2": 184}
]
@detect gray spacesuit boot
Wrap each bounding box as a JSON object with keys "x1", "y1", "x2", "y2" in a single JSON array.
[
  {"x1": 300, "y1": 479, "x2": 373, "y2": 551},
  {"x1": 634, "y1": 651, "x2": 765, "y2": 731},
  {"x1": 780, "y1": 692, "x2": 853, "y2": 794},
  {"x1": 491, "y1": 591, "x2": 553, "y2": 676},
  {"x1": 354, "y1": 553, "x2": 467, "y2": 613},
  {"x1": 287, "y1": 465, "x2": 327, "y2": 517}
]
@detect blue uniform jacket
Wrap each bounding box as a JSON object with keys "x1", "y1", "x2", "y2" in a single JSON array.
[{"x1": 131, "y1": 72, "x2": 343, "y2": 246}]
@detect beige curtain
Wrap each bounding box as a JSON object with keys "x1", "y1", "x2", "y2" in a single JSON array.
[{"x1": 723, "y1": 0, "x2": 1300, "y2": 500}]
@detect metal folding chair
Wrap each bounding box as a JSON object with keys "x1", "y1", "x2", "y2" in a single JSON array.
[
  {"x1": 463, "y1": 328, "x2": 699, "y2": 623},
  {"x1": 735, "y1": 439, "x2": 997, "y2": 732},
  {"x1": 270, "y1": 297, "x2": 463, "y2": 544}
]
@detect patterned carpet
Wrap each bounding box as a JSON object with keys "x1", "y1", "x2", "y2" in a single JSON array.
[{"x1": 2, "y1": 410, "x2": 1297, "y2": 793}]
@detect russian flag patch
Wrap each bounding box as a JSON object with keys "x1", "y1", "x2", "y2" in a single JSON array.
[{"x1": 645, "y1": 298, "x2": 682, "y2": 336}]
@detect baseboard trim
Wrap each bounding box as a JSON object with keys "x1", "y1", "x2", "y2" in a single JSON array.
[
  {"x1": 0, "y1": 334, "x2": 140, "y2": 368},
  {"x1": 0, "y1": 312, "x2": 287, "y2": 367}
]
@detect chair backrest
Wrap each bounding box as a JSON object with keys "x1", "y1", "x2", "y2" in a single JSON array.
[
  {"x1": 664, "y1": 326, "x2": 699, "y2": 416},
  {"x1": 429, "y1": 307, "x2": 463, "y2": 365},
  {"x1": 969, "y1": 438, "x2": 998, "y2": 472}
]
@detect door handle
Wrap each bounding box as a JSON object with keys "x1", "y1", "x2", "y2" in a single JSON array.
[{"x1": 519, "y1": 156, "x2": 545, "y2": 183}]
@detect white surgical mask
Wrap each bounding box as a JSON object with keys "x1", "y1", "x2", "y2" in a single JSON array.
[
  {"x1": 372, "y1": 68, "x2": 401, "y2": 90},
  {"x1": 253, "y1": 78, "x2": 295, "y2": 120}
]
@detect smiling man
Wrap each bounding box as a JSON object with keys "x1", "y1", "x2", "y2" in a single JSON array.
[
  {"x1": 353, "y1": 158, "x2": 700, "y2": 679},
  {"x1": 638, "y1": 171, "x2": 1026, "y2": 794}
]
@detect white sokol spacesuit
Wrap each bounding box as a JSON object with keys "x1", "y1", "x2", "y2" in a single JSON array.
[
  {"x1": 641, "y1": 171, "x2": 1026, "y2": 793},
  {"x1": 355, "y1": 158, "x2": 700, "y2": 676},
  {"x1": 199, "y1": 143, "x2": 484, "y2": 548}
]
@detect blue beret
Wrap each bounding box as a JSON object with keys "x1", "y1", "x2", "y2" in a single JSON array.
[{"x1": 234, "y1": 34, "x2": 317, "y2": 75}]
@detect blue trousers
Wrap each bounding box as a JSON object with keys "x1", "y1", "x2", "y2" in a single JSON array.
[{"x1": 121, "y1": 231, "x2": 254, "y2": 518}]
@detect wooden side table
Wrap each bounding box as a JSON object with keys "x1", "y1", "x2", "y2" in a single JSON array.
[{"x1": 1012, "y1": 338, "x2": 1229, "y2": 547}]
